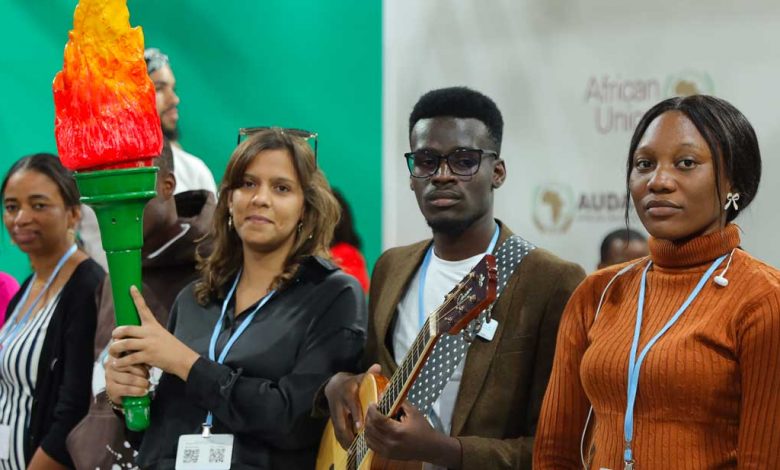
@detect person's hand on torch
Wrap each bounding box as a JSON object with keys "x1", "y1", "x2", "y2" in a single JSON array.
[{"x1": 106, "y1": 287, "x2": 201, "y2": 405}]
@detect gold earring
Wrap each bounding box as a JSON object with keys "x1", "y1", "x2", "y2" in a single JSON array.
[{"x1": 67, "y1": 228, "x2": 76, "y2": 244}]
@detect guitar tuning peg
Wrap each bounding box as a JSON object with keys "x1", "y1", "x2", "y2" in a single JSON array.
[
  {"x1": 460, "y1": 317, "x2": 482, "y2": 344},
  {"x1": 484, "y1": 305, "x2": 494, "y2": 323}
]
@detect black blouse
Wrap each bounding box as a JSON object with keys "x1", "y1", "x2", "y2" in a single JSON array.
[{"x1": 136, "y1": 257, "x2": 367, "y2": 469}]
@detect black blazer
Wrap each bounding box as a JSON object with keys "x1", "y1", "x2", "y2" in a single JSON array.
[{"x1": 6, "y1": 259, "x2": 104, "y2": 468}]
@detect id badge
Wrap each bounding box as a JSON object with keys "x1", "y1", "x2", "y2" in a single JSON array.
[
  {"x1": 175, "y1": 433, "x2": 233, "y2": 470},
  {"x1": 91, "y1": 355, "x2": 107, "y2": 397},
  {"x1": 477, "y1": 318, "x2": 499, "y2": 341},
  {"x1": 0, "y1": 424, "x2": 10, "y2": 459}
]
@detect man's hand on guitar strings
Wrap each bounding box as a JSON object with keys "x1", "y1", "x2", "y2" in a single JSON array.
[{"x1": 325, "y1": 363, "x2": 383, "y2": 448}]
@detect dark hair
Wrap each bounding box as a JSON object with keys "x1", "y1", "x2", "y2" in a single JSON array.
[
  {"x1": 626, "y1": 95, "x2": 761, "y2": 224},
  {"x1": 331, "y1": 189, "x2": 361, "y2": 249},
  {"x1": 144, "y1": 47, "x2": 170, "y2": 75},
  {"x1": 194, "y1": 128, "x2": 340, "y2": 305},
  {"x1": 409, "y1": 87, "x2": 504, "y2": 151},
  {"x1": 154, "y1": 138, "x2": 174, "y2": 176},
  {"x1": 2, "y1": 153, "x2": 80, "y2": 207},
  {"x1": 600, "y1": 228, "x2": 646, "y2": 263}
]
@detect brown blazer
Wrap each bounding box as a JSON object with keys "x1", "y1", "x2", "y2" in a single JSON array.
[{"x1": 364, "y1": 223, "x2": 585, "y2": 469}]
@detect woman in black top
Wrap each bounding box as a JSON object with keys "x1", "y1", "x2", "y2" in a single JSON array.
[
  {"x1": 105, "y1": 129, "x2": 367, "y2": 469},
  {"x1": 2, "y1": 154, "x2": 104, "y2": 469}
]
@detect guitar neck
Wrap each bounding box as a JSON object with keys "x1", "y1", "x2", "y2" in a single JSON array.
[{"x1": 377, "y1": 316, "x2": 440, "y2": 416}]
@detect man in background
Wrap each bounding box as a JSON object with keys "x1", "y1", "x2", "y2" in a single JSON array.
[
  {"x1": 144, "y1": 47, "x2": 218, "y2": 196},
  {"x1": 597, "y1": 227, "x2": 648, "y2": 269}
]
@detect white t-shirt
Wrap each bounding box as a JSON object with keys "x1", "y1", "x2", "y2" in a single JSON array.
[
  {"x1": 172, "y1": 145, "x2": 218, "y2": 196},
  {"x1": 77, "y1": 204, "x2": 108, "y2": 272},
  {"x1": 392, "y1": 249, "x2": 485, "y2": 435}
]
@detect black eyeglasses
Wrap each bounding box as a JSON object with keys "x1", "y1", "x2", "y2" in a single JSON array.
[
  {"x1": 404, "y1": 148, "x2": 498, "y2": 178},
  {"x1": 237, "y1": 126, "x2": 319, "y2": 162}
]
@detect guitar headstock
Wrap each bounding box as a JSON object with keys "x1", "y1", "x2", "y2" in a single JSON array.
[{"x1": 434, "y1": 254, "x2": 497, "y2": 335}]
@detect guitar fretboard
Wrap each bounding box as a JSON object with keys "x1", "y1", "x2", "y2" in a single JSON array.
[{"x1": 379, "y1": 316, "x2": 435, "y2": 414}]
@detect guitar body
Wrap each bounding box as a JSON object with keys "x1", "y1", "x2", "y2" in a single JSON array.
[{"x1": 316, "y1": 373, "x2": 423, "y2": 470}]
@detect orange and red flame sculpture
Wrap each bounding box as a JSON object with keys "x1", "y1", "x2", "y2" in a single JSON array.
[
  {"x1": 53, "y1": 0, "x2": 161, "y2": 431},
  {"x1": 54, "y1": 0, "x2": 161, "y2": 169}
]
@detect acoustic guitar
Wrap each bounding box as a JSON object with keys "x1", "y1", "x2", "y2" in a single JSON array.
[{"x1": 317, "y1": 254, "x2": 498, "y2": 470}]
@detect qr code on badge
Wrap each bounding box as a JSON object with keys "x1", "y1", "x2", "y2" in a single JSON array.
[
  {"x1": 183, "y1": 447, "x2": 200, "y2": 464},
  {"x1": 209, "y1": 447, "x2": 226, "y2": 464}
]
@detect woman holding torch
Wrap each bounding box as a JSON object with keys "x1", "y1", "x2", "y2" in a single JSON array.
[{"x1": 105, "y1": 129, "x2": 367, "y2": 469}]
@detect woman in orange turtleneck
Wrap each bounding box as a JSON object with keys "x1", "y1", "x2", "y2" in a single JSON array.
[{"x1": 534, "y1": 95, "x2": 780, "y2": 470}]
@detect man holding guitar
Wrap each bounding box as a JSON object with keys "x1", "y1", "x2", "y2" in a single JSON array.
[{"x1": 321, "y1": 87, "x2": 585, "y2": 469}]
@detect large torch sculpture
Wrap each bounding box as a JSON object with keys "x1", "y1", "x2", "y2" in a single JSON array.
[{"x1": 52, "y1": 0, "x2": 162, "y2": 431}]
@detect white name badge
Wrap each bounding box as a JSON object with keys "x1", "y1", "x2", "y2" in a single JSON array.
[
  {"x1": 92, "y1": 356, "x2": 107, "y2": 397},
  {"x1": 175, "y1": 433, "x2": 233, "y2": 470},
  {"x1": 477, "y1": 318, "x2": 499, "y2": 341},
  {"x1": 0, "y1": 424, "x2": 10, "y2": 459}
]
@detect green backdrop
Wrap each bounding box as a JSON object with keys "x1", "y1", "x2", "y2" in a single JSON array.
[{"x1": 0, "y1": 0, "x2": 382, "y2": 282}]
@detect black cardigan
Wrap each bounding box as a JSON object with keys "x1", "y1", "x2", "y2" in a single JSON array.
[{"x1": 6, "y1": 259, "x2": 104, "y2": 468}]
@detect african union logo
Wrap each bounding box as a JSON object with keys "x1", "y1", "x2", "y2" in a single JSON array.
[
  {"x1": 532, "y1": 183, "x2": 576, "y2": 234},
  {"x1": 665, "y1": 70, "x2": 714, "y2": 97}
]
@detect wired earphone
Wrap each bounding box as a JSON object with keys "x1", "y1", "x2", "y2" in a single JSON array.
[
  {"x1": 713, "y1": 248, "x2": 737, "y2": 287},
  {"x1": 578, "y1": 247, "x2": 738, "y2": 469}
]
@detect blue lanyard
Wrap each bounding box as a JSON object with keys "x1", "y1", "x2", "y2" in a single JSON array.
[
  {"x1": 417, "y1": 224, "x2": 500, "y2": 327},
  {"x1": 203, "y1": 269, "x2": 275, "y2": 428},
  {"x1": 0, "y1": 244, "x2": 77, "y2": 357},
  {"x1": 623, "y1": 254, "x2": 726, "y2": 468}
]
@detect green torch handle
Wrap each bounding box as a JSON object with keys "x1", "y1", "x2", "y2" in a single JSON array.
[
  {"x1": 75, "y1": 167, "x2": 158, "y2": 432},
  {"x1": 104, "y1": 248, "x2": 152, "y2": 431}
]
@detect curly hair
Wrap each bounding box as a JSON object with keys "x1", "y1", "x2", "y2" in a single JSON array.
[
  {"x1": 409, "y1": 87, "x2": 504, "y2": 152},
  {"x1": 194, "y1": 128, "x2": 340, "y2": 305}
]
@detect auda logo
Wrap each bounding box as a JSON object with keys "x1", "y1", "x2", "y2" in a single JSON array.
[
  {"x1": 665, "y1": 70, "x2": 714, "y2": 97},
  {"x1": 532, "y1": 183, "x2": 575, "y2": 233}
]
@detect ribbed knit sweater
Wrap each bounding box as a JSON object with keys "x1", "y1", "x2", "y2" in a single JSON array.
[{"x1": 534, "y1": 224, "x2": 780, "y2": 469}]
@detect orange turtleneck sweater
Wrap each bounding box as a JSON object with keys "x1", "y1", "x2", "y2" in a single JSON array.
[{"x1": 534, "y1": 224, "x2": 780, "y2": 469}]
